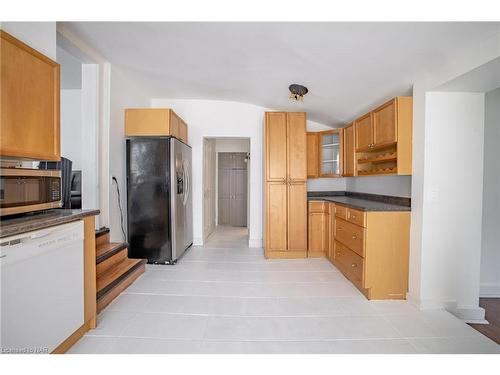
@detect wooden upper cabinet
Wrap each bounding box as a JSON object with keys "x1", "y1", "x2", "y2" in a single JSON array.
[
  {"x1": 125, "y1": 108, "x2": 189, "y2": 144},
  {"x1": 354, "y1": 112, "x2": 373, "y2": 151},
  {"x1": 0, "y1": 30, "x2": 60, "y2": 160},
  {"x1": 318, "y1": 129, "x2": 343, "y2": 177},
  {"x1": 373, "y1": 98, "x2": 397, "y2": 146},
  {"x1": 265, "y1": 112, "x2": 287, "y2": 181},
  {"x1": 178, "y1": 119, "x2": 188, "y2": 144},
  {"x1": 343, "y1": 123, "x2": 356, "y2": 176},
  {"x1": 287, "y1": 112, "x2": 307, "y2": 181},
  {"x1": 306, "y1": 132, "x2": 319, "y2": 178}
]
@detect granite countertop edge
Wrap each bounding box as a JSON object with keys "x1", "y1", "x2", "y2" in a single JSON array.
[
  {"x1": 307, "y1": 191, "x2": 411, "y2": 212},
  {"x1": 0, "y1": 209, "x2": 100, "y2": 238}
]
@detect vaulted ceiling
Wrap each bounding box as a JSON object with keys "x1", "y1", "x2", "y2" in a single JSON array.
[{"x1": 63, "y1": 22, "x2": 500, "y2": 125}]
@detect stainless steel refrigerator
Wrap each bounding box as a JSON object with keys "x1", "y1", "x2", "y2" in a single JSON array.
[{"x1": 126, "y1": 137, "x2": 192, "y2": 264}]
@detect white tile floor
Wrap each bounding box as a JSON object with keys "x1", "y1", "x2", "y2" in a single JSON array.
[{"x1": 69, "y1": 226, "x2": 500, "y2": 354}]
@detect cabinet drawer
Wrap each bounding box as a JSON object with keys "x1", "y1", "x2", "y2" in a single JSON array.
[
  {"x1": 346, "y1": 207, "x2": 366, "y2": 227},
  {"x1": 335, "y1": 218, "x2": 365, "y2": 257},
  {"x1": 334, "y1": 204, "x2": 347, "y2": 219},
  {"x1": 334, "y1": 241, "x2": 364, "y2": 288},
  {"x1": 309, "y1": 201, "x2": 328, "y2": 213}
]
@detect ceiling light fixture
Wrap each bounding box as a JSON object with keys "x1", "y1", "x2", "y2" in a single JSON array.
[{"x1": 289, "y1": 84, "x2": 308, "y2": 101}]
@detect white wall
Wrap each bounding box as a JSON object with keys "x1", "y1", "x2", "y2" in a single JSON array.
[
  {"x1": 346, "y1": 176, "x2": 412, "y2": 197},
  {"x1": 480, "y1": 87, "x2": 500, "y2": 297},
  {"x1": 307, "y1": 178, "x2": 346, "y2": 192},
  {"x1": 417, "y1": 92, "x2": 485, "y2": 322},
  {"x1": 108, "y1": 67, "x2": 153, "y2": 242},
  {"x1": 215, "y1": 138, "x2": 250, "y2": 153},
  {"x1": 81, "y1": 65, "x2": 100, "y2": 213},
  {"x1": 60, "y1": 89, "x2": 83, "y2": 170},
  {"x1": 57, "y1": 46, "x2": 82, "y2": 89},
  {"x1": 408, "y1": 29, "x2": 500, "y2": 320},
  {"x1": 0, "y1": 22, "x2": 56, "y2": 60}
]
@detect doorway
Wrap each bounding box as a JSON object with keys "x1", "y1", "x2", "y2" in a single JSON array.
[
  {"x1": 202, "y1": 137, "x2": 250, "y2": 247},
  {"x1": 218, "y1": 152, "x2": 248, "y2": 227},
  {"x1": 56, "y1": 34, "x2": 100, "y2": 225}
]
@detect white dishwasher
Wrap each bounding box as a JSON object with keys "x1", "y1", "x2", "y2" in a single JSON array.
[{"x1": 0, "y1": 221, "x2": 84, "y2": 353}]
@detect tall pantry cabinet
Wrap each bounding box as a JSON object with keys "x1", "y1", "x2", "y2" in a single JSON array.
[{"x1": 264, "y1": 112, "x2": 308, "y2": 258}]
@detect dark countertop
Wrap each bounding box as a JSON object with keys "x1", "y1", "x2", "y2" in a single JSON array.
[
  {"x1": 307, "y1": 191, "x2": 411, "y2": 212},
  {"x1": 308, "y1": 195, "x2": 411, "y2": 211},
  {"x1": 0, "y1": 209, "x2": 100, "y2": 238}
]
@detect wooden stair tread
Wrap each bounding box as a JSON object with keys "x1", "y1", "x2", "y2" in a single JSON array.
[
  {"x1": 97, "y1": 258, "x2": 145, "y2": 293},
  {"x1": 96, "y1": 242, "x2": 128, "y2": 263},
  {"x1": 96, "y1": 262, "x2": 146, "y2": 313},
  {"x1": 95, "y1": 227, "x2": 110, "y2": 238}
]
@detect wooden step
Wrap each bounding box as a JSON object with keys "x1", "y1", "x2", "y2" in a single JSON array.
[
  {"x1": 95, "y1": 227, "x2": 110, "y2": 247},
  {"x1": 96, "y1": 247, "x2": 128, "y2": 277},
  {"x1": 96, "y1": 242, "x2": 128, "y2": 264},
  {"x1": 97, "y1": 258, "x2": 145, "y2": 297},
  {"x1": 97, "y1": 260, "x2": 146, "y2": 313}
]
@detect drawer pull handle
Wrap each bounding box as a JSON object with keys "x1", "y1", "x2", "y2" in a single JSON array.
[
  {"x1": 351, "y1": 263, "x2": 357, "y2": 268},
  {"x1": 352, "y1": 235, "x2": 357, "y2": 240}
]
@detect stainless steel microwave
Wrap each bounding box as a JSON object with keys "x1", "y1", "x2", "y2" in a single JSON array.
[{"x1": 0, "y1": 168, "x2": 62, "y2": 216}]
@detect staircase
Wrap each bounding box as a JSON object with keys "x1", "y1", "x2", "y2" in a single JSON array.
[{"x1": 95, "y1": 228, "x2": 146, "y2": 313}]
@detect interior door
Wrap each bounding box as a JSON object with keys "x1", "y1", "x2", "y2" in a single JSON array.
[
  {"x1": 230, "y1": 153, "x2": 248, "y2": 227},
  {"x1": 355, "y1": 113, "x2": 373, "y2": 151},
  {"x1": 217, "y1": 153, "x2": 232, "y2": 225},
  {"x1": 287, "y1": 182, "x2": 307, "y2": 251},
  {"x1": 287, "y1": 112, "x2": 307, "y2": 182},
  {"x1": 203, "y1": 139, "x2": 216, "y2": 240},
  {"x1": 218, "y1": 152, "x2": 247, "y2": 227},
  {"x1": 266, "y1": 112, "x2": 287, "y2": 182}
]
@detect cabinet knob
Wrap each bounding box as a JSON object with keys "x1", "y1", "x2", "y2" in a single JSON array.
[
  {"x1": 351, "y1": 215, "x2": 356, "y2": 219},
  {"x1": 351, "y1": 263, "x2": 357, "y2": 268},
  {"x1": 336, "y1": 252, "x2": 341, "y2": 256},
  {"x1": 352, "y1": 235, "x2": 357, "y2": 240}
]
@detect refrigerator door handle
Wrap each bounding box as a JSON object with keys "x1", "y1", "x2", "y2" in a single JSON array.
[{"x1": 182, "y1": 160, "x2": 189, "y2": 206}]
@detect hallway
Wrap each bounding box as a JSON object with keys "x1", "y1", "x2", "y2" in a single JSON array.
[
  {"x1": 69, "y1": 234, "x2": 500, "y2": 353},
  {"x1": 205, "y1": 225, "x2": 249, "y2": 248}
]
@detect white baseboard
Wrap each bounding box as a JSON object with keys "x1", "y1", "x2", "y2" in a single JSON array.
[
  {"x1": 480, "y1": 283, "x2": 500, "y2": 298},
  {"x1": 248, "y1": 238, "x2": 263, "y2": 248},
  {"x1": 193, "y1": 237, "x2": 203, "y2": 246},
  {"x1": 405, "y1": 293, "x2": 453, "y2": 310},
  {"x1": 449, "y1": 305, "x2": 487, "y2": 324},
  {"x1": 405, "y1": 293, "x2": 487, "y2": 323}
]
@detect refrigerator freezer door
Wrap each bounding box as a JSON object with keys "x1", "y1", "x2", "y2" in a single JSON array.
[
  {"x1": 182, "y1": 144, "x2": 193, "y2": 249},
  {"x1": 170, "y1": 138, "x2": 186, "y2": 261},
  {"x1": 127, "y1": 138, "x2": 172, "y2": 263}
]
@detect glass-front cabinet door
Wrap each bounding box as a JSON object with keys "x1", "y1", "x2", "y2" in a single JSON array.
[{"x1": 319, "y1": 129, "x2": 342, "y2": 177}]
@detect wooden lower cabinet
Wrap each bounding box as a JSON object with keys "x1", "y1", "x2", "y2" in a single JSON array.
[
  {"x1": 265, "y1": 182, "x2": 288, "y2": 252},
  {"x1": 265, "y1": 181, "x2": 307, "y2": 258},
  {"x1": 287, "y1": 183, "x2": 308, "y2": 252},
  {"x1": 330, "y1": 205, "x2": 411, "y2": 300},
  {"x1": 307, "y1": 201, "x2": 329, "y2": 257}
]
